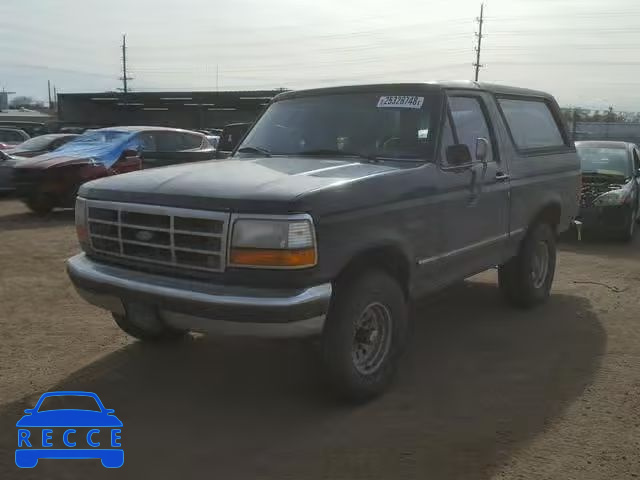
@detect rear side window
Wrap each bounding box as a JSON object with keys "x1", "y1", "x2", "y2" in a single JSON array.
[
  {"x1": 155, "y1": 132, "x2": 185, "y2": 151},
  {"x1": 498, "y1": 98, "x2": 565, "y2": 150},
  {"x1": 181, "y1": 133, "x2": 204, "y2": 150}
]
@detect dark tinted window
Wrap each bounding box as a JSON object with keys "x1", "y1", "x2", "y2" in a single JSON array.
[
  {"x1": 498, "y1": 98, "x2": 565, "y2": 149},
  {"x1": 181, "y1": 133, "x2": 203, "y2": 150},
  {"x1": 633, "y1": 149, "x2": 640, "y2": 171},
  {"x1": 219, "y1": 124, "x2": 250, "y2": 151},
  {"x1": 138, "y1": 133, "x2": 157, "y2": 152},
  {"x1": 448, "y1": 96, "x2": 493, "y2": 163},
  {"x1": 0, "y1": 130, "x2": 25, "y2": 142},
  {"x1": 156, "y1": 132, "x2": 184, "y2": 151}
]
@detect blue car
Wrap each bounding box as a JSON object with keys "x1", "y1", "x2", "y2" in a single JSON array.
[
  {"x1": 15, "y1": 391, "x2": 123, "y2": 468},
  {"x1": 11, "y1": 126, "x2": 215, "y2": 214}
]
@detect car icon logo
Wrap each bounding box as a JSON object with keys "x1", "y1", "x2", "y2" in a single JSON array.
[
  {"x1": 135, "y1": 230, "x2": 154, "y2": 242},
  {"x1": 15, "y1": 391, "x2": 123, "y2": 468}
]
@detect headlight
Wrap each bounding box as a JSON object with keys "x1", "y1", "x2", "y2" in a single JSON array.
[
  {"x1": 594, "y1": 188, "x2": 630, "y2": 206},
  {"x1": 75, "y1": 196, "x2": 89, "y2": 248},
  {"x1": 229, "y1": 215, "x2": 317, "y2": 269}
]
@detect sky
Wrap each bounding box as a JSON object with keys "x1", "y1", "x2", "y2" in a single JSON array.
[{"x1": 1, "y1": 0, "x2": 640, "y2": 110}]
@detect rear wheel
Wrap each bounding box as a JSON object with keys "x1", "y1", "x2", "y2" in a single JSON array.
[
  {"x1": 321, "y1": 270, "x2": 408, "y2": 402},
  {"x1": 498, "y1": 222, "x2": 556, "y2": 308},
  {"x1": 112, "y1": 303, "x2": 186, "y2": 342}
]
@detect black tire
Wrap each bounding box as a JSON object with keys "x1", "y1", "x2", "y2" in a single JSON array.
[
  {"x1": 321, "y1": 270, "x2": 408, "y2": 402},
  {"x1": 112, "y1": 304, "x2": 186, "y2": 342},
  {"x1": 498, "y1": 222, "x2": 557, "y2": 309},
  {"x1": 25, "y1": 193, "x2": 53, "y2": 215}
]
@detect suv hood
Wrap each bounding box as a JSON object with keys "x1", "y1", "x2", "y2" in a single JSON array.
[{"x1": 79, "y1": 156, "x2": 406, "y2": 212}]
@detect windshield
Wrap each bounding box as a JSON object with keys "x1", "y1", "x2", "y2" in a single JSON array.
[
  {"x1": 577, "y1": 147, "x2": 631, "y2": 177},
  {"x1": 237, "y1": 93, "x2": 439, "y2": 160},
  {"x1": 63, "y1": 130, "x2": 130, "y2": 147},
  {"x1": 13, "y1": 135, "x2": 57, "y2": 151}
]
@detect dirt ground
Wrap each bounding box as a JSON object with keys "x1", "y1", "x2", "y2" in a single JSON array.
[{"x1": 0, "y1": 198, "x2": 639, "y2": 479}]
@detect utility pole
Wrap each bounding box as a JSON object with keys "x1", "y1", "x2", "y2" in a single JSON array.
[
  {"x1": 473, "y1": 3, "x2": 485, "y2": 82},
  {"x1": 47, "y1": 80, "x2": 52, "y2": 109},
  {"x1": 120, "y1": 34, "x2": 133, "y2": 93}
]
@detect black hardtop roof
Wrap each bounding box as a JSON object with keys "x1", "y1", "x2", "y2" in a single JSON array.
[{"x1": 275, "y1": 81, "x2": 553, "y2": 101}]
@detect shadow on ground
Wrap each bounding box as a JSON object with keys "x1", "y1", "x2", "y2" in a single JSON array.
[
  {"x1": 559, "y1": 227, "x2": 640, "y2": 260},
  {"x1": 0, "y1": 281, "x2": 605, "y2": 480},
  {"x1": 0, "y1": 208, "x2": 74, "y2": 232}
]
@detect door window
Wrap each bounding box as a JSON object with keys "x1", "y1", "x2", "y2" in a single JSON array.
[
  {"x1": 155, "y1": 132, "x2": 185, "y2": 152},
  {"x1": 498, "y1": 98, "x2": 565, "y2": 150},
  {"x1": 447, "y1": 96, "x2": 493, "y2": 164},
  {"x1": 181, "y1": 133, "x2": 204, "y2": 150},
  {"x1": 633, "y1": 149, "x2": 640, "y2": 172},
  {"x1": 137, "y1": 133, "x2": 157, "y2": 152}
]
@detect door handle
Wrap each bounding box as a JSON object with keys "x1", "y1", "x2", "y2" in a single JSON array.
[{"x1": 495, "y1": 172, "x2": 510, "y2": 181}]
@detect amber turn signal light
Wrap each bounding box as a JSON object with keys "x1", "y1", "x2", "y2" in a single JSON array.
[{"x1": 229, "y1": 248, "x2": 316, "y2": 268}]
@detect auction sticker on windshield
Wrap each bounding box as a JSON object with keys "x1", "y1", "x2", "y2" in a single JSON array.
[{"x1": 377, "y1": 96, "x2": 424, "y2": 108}]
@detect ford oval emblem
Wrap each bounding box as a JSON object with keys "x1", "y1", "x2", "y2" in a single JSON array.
[{"x1": 135, "y1": 230, "x2": 154, "y2": 242}]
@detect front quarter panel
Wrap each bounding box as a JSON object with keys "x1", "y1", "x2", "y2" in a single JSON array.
[{"x1": 296, "y1": 163, "x2": 442, "y2": 292}]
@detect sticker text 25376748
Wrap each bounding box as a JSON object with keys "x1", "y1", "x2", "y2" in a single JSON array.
[{"x1": 377, "y1": 96, "x2": 425, "y2": 109}]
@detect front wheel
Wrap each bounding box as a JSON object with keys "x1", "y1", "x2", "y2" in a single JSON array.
[
  {"x1": 498, "y1": 222, "x2": 557, "y2": 308},
  {"x1": 321, "y1": 270, "x2": 408, "y2": 402},
  {"x1": 25, "y1": 193, "x2": 54, "y2": 215}
]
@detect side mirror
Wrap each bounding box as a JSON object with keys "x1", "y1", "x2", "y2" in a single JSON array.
[
  {"x1": 105, "y1": 409, "x2": 115, "y2": 414},
  {"x1": 446, "y1": 144, "x2": 472, "y2": 166},
  {"x1": 0, "y1": 151, "x2": 7, "y2": 161},
  {"x1": 23, "y1": 409, "x2": 34, "y2": 414},
  {"x1": 476, "y1": 137, "x2": 489, "y2": 163}
]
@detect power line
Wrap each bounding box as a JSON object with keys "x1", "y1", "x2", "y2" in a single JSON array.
[{"x1": 473, "y1": 3, "x2": 485, "y2": 81}]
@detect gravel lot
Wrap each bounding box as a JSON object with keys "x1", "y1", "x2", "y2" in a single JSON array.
[{"x1": 0, "y1": 198, "x2": 639, "y2": 479}]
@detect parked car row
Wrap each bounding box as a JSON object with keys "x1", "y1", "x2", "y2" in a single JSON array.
[{"x1": 0, "y1": 122, "x2": 251, "y2": 212}]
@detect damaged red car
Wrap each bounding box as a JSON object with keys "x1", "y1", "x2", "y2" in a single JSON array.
[{"x1": 12, "y1": 126, "x2": 215, "y2": 213}]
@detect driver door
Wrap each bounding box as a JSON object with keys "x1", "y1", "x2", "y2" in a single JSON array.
[{"x1": 436, "y1": 92, "x2": 510, "y2": 282}]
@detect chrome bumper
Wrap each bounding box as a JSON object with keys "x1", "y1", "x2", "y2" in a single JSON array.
[{"x1": 66, "y1": 253, "x2": 332, "y2": 338}]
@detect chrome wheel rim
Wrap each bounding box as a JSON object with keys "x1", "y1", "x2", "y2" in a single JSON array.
[
  {"x1": 352, "y1": 302, "x2": 393, "y2": 375},
  {"x1": 531, "y1": 240, "x2": 549, "y2": 289}
]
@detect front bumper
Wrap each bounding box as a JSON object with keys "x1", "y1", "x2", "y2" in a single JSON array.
[
  {"x1": 66, "y1": 253, "x2": 332, "y2": 338},
  {"x1": 577, "y1": 204, "x2": 633, "y2": 233}
]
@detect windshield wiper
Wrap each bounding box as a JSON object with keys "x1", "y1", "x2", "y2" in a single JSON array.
[
  {"x1": 237, "y1": 146, "x2": 272, "y2": 157},
  {"x1": 296, "y1": 149, "x2": 380, "y2": 161}
]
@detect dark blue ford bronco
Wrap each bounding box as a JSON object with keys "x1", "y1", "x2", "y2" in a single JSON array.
[{"x1": 67, "y1": 82, "x2": 580, "y2": 401}]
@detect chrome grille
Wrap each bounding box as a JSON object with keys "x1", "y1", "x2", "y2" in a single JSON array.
[{"x1": 86, "y1": 200, "x2": 229, "y2": 273}]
